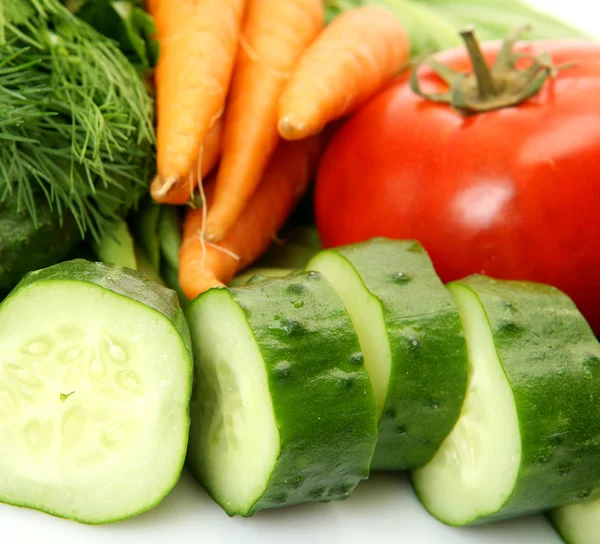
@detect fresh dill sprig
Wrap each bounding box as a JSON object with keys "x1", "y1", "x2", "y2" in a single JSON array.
[{"x1": 0, "y1": 0, "x2": 155, "y2": 240}]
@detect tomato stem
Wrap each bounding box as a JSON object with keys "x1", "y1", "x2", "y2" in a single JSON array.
[
  {"x1": 460, "y1": 26, "x2": 496, "y2": 100},
  {"x1": 410, "y1": 26, "x2": 572, "y2": 115}
]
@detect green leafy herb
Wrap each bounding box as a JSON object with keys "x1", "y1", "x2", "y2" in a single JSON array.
[
  {"x1": 66, "y1": 0, "x2": 159, "y2": 71},
  {"x1": 325, "y1": 0, "x2": 590, "y2": 57},
  {"x1": 0, "y1": 0, "x2": 155, "y2": 240}
]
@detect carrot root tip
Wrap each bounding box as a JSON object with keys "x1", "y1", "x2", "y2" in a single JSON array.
[
  {"x1": 154, "y1": 175, "x2": 180, "y2": 196},
  {"x1": 278, "y1": 116, "x2": 306, "y2": 141}
]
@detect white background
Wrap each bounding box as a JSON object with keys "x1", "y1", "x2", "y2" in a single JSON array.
[{"x1": 1, "y1": 2, "x2": 598, "y2": 543}]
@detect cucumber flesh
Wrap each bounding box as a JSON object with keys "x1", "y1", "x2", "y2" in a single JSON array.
[
  {"x1": 412, "y1": 282, "x2": 521, "y2": 525},
  {"x1": 187, "y1": 289, "x2": 279, "y2": 514},
  {"x1": 306, "y1": 252, "x2": 390, "y2": 418},
  {"x1": 0, "y1": 260, "x2": 192, "y2": 524},
  {"x1": 551, "y1": 499, "x2": 600, "y2": 544}
]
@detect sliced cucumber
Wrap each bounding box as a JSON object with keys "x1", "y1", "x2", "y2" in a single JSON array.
[
  {"x1": 185, "y1": 272, "x2": 378, "y2": 516},
  {"x1": 413, "y1": 275, "x2": 600, "y2": 526},
  {"x1": 552, "y1": 498, "x2": 600, "y2": 544},
  {"x1": 0, "y1": 260, "x2": 193, "y2": 524},
  {"x1": 308, "y1": 239, "x2": 467, "y2": 470},
  {"x1": 227, "y1": 267, "x2": 295, "y2": 287}
]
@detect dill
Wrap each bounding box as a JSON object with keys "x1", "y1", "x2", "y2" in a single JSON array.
[{"x1": 0, "y1": 0, "x2": 155, "y2": 240}]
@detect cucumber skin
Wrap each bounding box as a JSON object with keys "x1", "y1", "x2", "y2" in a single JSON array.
[
  {"x1": 1, "y1": 259, "x2": 193, "y2": 524},
  {"x1": 459, "y1": 275, "x2": 600, "y2": 523},
  {"x1": 199, "y1": 272, "x2": 378, "y2": 515},
  {"x1": 0, "y1": 198, "x2": 81, "y2": 294},
  {"x1": 7, "y1": 259, "x2": 192, "y2": 356},
  {"x1": 318, "y1": 239, "x2": 467, "y2": 470}
]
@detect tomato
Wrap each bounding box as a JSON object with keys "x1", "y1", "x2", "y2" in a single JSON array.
[{"x1": 315, "y1": 39, "x2": 600, "y2": 333}]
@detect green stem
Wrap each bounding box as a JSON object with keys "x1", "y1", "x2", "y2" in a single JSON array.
[{"x1": 459, "y1": 27, "x2": 497, "y2": 100}]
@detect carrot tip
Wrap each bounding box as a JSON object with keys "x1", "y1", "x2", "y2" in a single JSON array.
[
  {"x1": 203, "y1": 226, "x2": 224, "y2": 244},
  {"x1": 153, "y1": 175, "x2": 180, "y2": 196},
  {"x1": 278, "y1": 116, "x2": 307, "y2": 141}
]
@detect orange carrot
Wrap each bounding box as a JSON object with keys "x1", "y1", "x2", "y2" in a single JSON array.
[
  {"x1": 278, "y1": 6, "x2": 410, "y2": 141},
  {"x1": 203, "y1": 0, "x2": 323, "y2": 242},
  {"x1": 179, "y1": 136, "x2": 323, "y2": 300},
  {"x1": 150, "y1": 0, "x2": 246, "y2": 203},
  {"x1": 150, "y1": 117, "x2": 223, "y2": 204}
]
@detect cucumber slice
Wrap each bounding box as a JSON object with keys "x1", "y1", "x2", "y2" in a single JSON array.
[
  {"x1": 413, "y1": 275, "x2": 600, "y2": 526},
  {"x1": 185, "y1": 272, "x2": 378, "y2": 516},
  {"x1": 0, "y1": 260, "x2": 193, "y2": 524},
  {"x1": 227, "y1": 267, "x2": 295, "y2": 287},
  {"x1": 551, "y1": 499, "x2": 600, "y2": 544},
  {"x1": 308, "y1": 239, "x2": 467, "y2": 470}
]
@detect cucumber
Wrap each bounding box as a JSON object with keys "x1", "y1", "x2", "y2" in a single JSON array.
[
  {"x1": 185, "y1": 272, "x2": 378, "y2": 516},
  {"x1": 158, "y1": 206, "x2": 182, "y2": 271},
  {"x1": 413, "y1": 275, "x2": 600, "y2": 526},
  {"x1": 307, "y1": 239, "x2": 467, "y2": 470},
  {"x1": 551, "y1": 499, "x2": 600, "y2": 544},
  {"x1": 0, "y1": 260, "x2": 193, "y2": 524},
  {"x1": 0, "y1": 196, "x2": 81, "y2": 295},
  {"x1": 131, "y1": 199, "x2": 162, "y2": 273},
  {"x1": 91, "y1": 218, "x2": 137, "y2": 270},
  {"x1": 228, "y1": 267, "x2": 295, "y2": 287}
]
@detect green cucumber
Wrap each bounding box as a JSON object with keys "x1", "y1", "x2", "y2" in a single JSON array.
[
  {"x1": 228, "y1": 267, "x2": 295, "y2": 287},
  {"x1": 413, "y1": 275, "x2": 600, "y2": 526},
  {"x1": 0, "y1": 197, "x2": 81, "y2": 295},
  {"x1": 551, "y1": 499, "x2": 600, "y2": 544},
  {"x1": 131, "y1": 199, "x2": 162, "y2": 273},
  {"x1": 185, "y1": 272, "x2": 378, "y2": 516},
  {"x1": 255, "y1": 225, "x2": 322, "y2": 269},
  {"x1": 0, "y1": 260, "x2": 193, "y2": 524},
  {"x1": 91, "y1": 218, "x2": 137, "y2": 270},
  {"x1": 308, "y1": 239, "x2": 467, "y2": 470},
  {"x1": 158, "y1": 206, "x2": 182, "y2": 271}
]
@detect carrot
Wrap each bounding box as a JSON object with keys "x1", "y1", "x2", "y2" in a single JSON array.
[
  {"x1": 179, "y1": 135, "x2": 324, "y2": 300},
  {"x1": 278, "y1": 6, "x2": 410, "y2": 141},
  {"x1": 149, "y1": 0, "x2": 246, "y2": 202},
  {"x1": 203, "y1": 0, "x2": 323, "y2": 242},
  {"x1": 150, "y1": 117, "x2": 223, "y2": 204}
]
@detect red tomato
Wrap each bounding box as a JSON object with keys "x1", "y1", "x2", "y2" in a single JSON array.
[{"x1": 315, "y1": 40, "x2": 600, "y2": 333}]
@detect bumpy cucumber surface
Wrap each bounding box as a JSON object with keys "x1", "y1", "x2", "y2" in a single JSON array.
[
  {"x1": 308, "y1": 239, "x2": 467, "y2": 470},
  {"x1": 0, "y1": 260, "x2": 193, "y2": 524},
  {"x1": 413, "y1": 275, "x2": 600, "y2": 526},
  {"x1": 551, "y1": 498, "x2": 600, "y2": 544},
  {"x1": 185, "y1": 272, "x2": 378, "y2": 516}
]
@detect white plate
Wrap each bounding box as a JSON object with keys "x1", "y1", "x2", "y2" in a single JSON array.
[{"x1": 2, "y1": 2, "x2": 597, "y2": 542}]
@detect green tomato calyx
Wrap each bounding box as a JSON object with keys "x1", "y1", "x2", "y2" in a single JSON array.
[{"x1": 410, "y1": 25, "x2": 572, "y2": 114}]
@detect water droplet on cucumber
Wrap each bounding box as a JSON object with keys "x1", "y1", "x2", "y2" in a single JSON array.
[
  {"x1": 274, "y1": 361, "x2": 292, "y2": 382},
  {"x1": 391, "y1": 272, "x2": 411, "y2": 284},
  {"x1": 349, "y1": 352, "x2": 364, "y2": 366}
]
